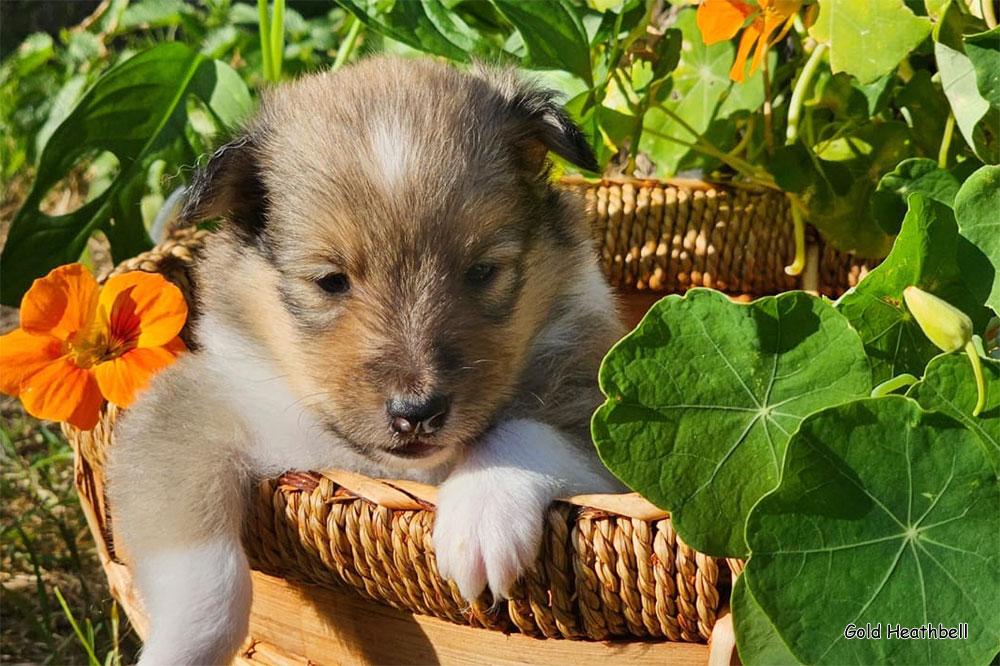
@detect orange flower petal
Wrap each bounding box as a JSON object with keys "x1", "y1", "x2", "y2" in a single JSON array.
[
  {"x1": 697, "y1": 0, "x2": 755, "y2": 45},
  {"x1": 93, "y1": 337, "x2": 186, "y2": 408},
  {"x1": 0, "y1": 329, "x2": 64, "y2": 397},
  {"x1": 730, "y1": 23, "x2": 760, "y2": 82},
  {"x1": 748, "y1": 24, "x2": 768, "y2": 77},
  {"x1": 20, "y1": 264, "x2": 99, "y2": 341},
  {"x1": 19, "y1": 357, "x2": 103, "y2": 429},
  {"x1": 98, "y1": 272, "x2": 188, "y2": 349}
]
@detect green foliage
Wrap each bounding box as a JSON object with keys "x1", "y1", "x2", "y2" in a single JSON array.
[
  {"x1": 809, "y1": 0, "x2": 931, "y2": 84},
  {"x1": 1, "y1": 0, "x2": 360, "y2": 306},
  {"x1": 1, "y1": 43, "x2": 251, "y2": 305},
  {"x1": 592, "y1": 183, "x2": 1000, "y2": 663},
  {"x1": 731, "y1": 575, "x2": 800, "y2": 666},
  {"x1": 908, "y1": 353, "x2": 1000, "y2": 471},
  {"x1": 935, "y1": 2, "x2": 999, "y2": 163},
  {"x1": 871, "y1": 158, "x2": 961, "y2": 234},
  {"x1": 955, "y1": 165, "x2": 1000, "y2": 313},
  {"x1": 593, "y1": 289, "x2": 871, "y2": 557},
  {"x1": 493, "y1": 0, "x2": 593, "y2": 84},
  {"x1": 836, "y1": 194, "x2": 990, "y2": 384},
  {"x1": 964, "y1": 26, "x2": 1000, "y2": 107},
  {"x1": 745, "y1": 397, "x2": 999, "y2": 665}
]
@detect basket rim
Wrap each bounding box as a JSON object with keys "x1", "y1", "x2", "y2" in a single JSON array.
[{"x1": 275, "y1": 468, "x2": 668, "y2": 520}]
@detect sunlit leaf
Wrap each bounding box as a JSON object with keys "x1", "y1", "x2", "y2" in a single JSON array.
[
  {"x1": 809, "y1": 0, "x2": 931, "y2": 84},
  {"x1": 593, "y1": 289, "x2": 871, "y2": 557}
]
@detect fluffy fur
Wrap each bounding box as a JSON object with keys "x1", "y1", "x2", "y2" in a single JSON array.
[{"x1": 107, "y1": 56, "x2": 624, "y2": 665}]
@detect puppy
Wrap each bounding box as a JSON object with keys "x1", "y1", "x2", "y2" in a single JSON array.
[{"x1": 107, "y1": 56, "x2": 625, "y2": 665}]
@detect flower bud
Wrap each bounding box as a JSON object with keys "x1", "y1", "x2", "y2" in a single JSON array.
[{"x1": 903, "y1": 286, "x2": 973, "y2": 353}]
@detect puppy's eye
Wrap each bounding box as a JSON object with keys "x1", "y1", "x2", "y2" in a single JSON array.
[
  {"x1": 466, "y1": 263, "x2": 498, "y2": 286},
  {"x1": 316, "y1": 272, "x2": 350, "y2": 294}
]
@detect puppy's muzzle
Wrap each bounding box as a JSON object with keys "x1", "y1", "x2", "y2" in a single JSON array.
[{"x1": 387, "y1": 394, "x2": 449, "y2": 435}]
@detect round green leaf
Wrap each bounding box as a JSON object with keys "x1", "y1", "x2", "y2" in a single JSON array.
[
  {"x1": 907, "y1": 353, "x2": 1000, "y2": 474},
  {"x1": 732, "y1": 574, "x2": 801, "y2": 666},
  {"x1": 592, "y1": 289, "x2": 872, "y2": 557},
  {"x1": 809, "y1": 0, "x2": 931, "y2": 84},
  {"x1": 956, "y1": 165, "x2": 1000, "y2": 315},
  {"x1": 745, "y1": 397, "x2": 1000, "y2": 665}
]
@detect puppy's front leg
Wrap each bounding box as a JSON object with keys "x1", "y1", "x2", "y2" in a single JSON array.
[
  {"x1": 433, "y1": 419, "x2": 620, "y2": 601},
  {"x1": 107, "y1": 367, "x2": 254, "y2": 665},
  {"x1": 133, "y1": 532, "x2": 252, "y2": 666}
]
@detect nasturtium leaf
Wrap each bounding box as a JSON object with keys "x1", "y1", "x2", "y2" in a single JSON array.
[
  {"x1": 0, "y1": 43, "x2": 251, "y2": 306},
  {"x1": 908, "y1": 353, "x2": 1000, "y2": 472},
  {"x1": 592, "y1": 289, "x2": 872, "y2": 557},
  {"x1": 955, "y1": 165, "x2": 1000, "y2": 314},
  {"x1": 732, "y1": 574, "x2": 801, "y2": 666},
  {"x1": 745, "y1": 397, "x2": 1000, "y2": 665},
  {"x1": 935, "y1": 3, "x2": 999, "y2": 164},
  {"x1": 837, "y1": 194, "x2": 991, "y2": 384},
  {"x1": 492, "y1": 0, "x2": 593, "y2": 84},
  {"x1": 964, "y1": 27, "x2": 1000, "y2": 108},
  {"x1": 870, "y1": 158, "x2": 960, "y2": 235},
  {"x1": 809, "y1": 0, "x2": 931, "y2": 84}
]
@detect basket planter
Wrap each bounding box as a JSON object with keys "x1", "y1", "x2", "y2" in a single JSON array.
[{"x1": 65, "y1": 179, "x2": 868, "y2": 665}]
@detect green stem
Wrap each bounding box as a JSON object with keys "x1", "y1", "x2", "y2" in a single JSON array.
[
  {"x1": 643, "y1": 126, "x2": 779, "y2": 188},
  {"x1": 938, "y1": 111, "x2": 955, "y2": 169},
  {"x1": 965, "y1": 341, "x2": 986, "y2": 417},
  {"x1": 729, "y1": 117, "x2": 754, "y2": 157},
  {"x1": 782, "y1": 43, "x2": 828, "y2": 278},
  {"x1": 786, "y1": 43, "x2": 827, "y2": 144},
  {"x1": 332, "y1": 16, "x2": 362, "y2": 72},
  {"x1": 871, "y1": 373, "x2": 918, "y2": 398},
  {"x1": 257, "y1": 0, "x2": 272, "y2": 82},
  {"x1": 762, "y1": 59, "x2": 773, "y2": 155},
  {"x1": 785, "y1": 194, "x2": 807, "y2": 275},
  {"x1": 270, "y1": 0, "x2": 285, "y2": 81}
]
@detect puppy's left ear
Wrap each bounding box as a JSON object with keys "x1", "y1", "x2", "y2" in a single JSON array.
[
  {"x1": 506, "y1": 87, "x2": 599, "y2": 174},
  {"x1": 477, "y1": 66, "x2": 598, "y2": 174}
]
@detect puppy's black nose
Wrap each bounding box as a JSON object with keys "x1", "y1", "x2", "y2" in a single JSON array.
[{"x1": 387, "y1": 394, "x2": 449, "y2": 435}]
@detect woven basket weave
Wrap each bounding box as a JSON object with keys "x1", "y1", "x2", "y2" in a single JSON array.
[{"x1": 65, "y1": 180, "x2": 868, "y2": 663}]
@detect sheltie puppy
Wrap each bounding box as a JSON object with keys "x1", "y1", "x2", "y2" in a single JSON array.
[{"x1": 107, "y1": 56, "x2": 624, "y2": 665}]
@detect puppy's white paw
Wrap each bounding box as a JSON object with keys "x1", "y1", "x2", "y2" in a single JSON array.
[{"x1": 432, "y1": 467, "x2": 551, "y2": 602}]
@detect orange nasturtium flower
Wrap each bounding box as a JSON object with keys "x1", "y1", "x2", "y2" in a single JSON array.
[
  {"x1": 0, "y1": 264, "x2": 187, "y2": 430},
  {"x1": 697, "y1": 0, "x2": 802, "y2": 82}
]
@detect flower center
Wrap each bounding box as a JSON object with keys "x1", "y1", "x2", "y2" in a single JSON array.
[{"x1": 67, "y1": 320, "x2": 134, "y2": 369}]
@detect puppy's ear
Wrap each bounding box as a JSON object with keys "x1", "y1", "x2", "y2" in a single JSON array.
[
  {"x1": 180, "y1": 135, "x2": 268, "y2": 242},
  {"x1": 506, "y1": 88, "x2": 599, "y2": 174},
  {"x1": 476, "y1": 65, "x2": 599, "y2": 174}
]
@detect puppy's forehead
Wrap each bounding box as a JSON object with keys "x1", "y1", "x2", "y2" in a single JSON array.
[
  {"x1": 256, "y1": 61, "x2": 531, "y2": 263},
  {"x1": 262, "y1": 63, "x2": 516, "y2": 208}
]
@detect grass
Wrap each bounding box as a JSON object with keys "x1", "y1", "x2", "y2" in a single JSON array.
[{"x1": 1, "y1": 393, "x2": 141, "y2": 665}]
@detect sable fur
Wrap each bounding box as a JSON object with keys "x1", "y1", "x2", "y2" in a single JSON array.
[{"x1": 107, "y1": 56, "x2": 624, "y2": 665}]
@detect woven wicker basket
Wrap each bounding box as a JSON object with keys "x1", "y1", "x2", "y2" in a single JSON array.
[{"x1": 65, "y1": 179, "x2": 870, "y2": 665}]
